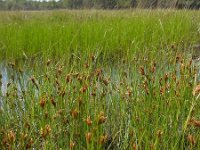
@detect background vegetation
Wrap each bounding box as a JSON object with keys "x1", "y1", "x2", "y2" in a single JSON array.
[
  {"x1": 0, "y1": 10, "x2": 199, "y2": 62},
  {"x1": 0, "y1": 0, "x2": 200, "y2": 10}
]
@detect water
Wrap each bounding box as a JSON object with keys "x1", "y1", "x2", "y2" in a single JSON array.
[
  {"x1": 1, "y1": 65, "x2": 8, "y2": 96},
  {"x1": 0, "y1": 63, "x2": 30, "y2": 111},
  {"x1": 0, "y1": 58, "x2": 198, "y2": 112},
  {"x1": 0, "y1": 64, "x2": 8, "y2": 110}
]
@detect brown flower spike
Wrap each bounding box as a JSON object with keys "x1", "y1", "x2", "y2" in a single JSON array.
[
  {"x1": 70, "y1": 141, "x2": 75, "y2": 150},
  {"x1": 70, "y1": 109, "x2": 79, "y2": 119},
  {"x1": 85, "y1": 132, "x2": 92, "y2": 144},
  {"x1": 187, "y1": 135, "x2": 196, "y2": 145},
  {"x1": 98, "y1": 111, "x2": 107, "y2": 125},
  {"x1": 39, "y1": 97, "x2": 46, "y2": 108},
  {"x1": 85, "y1": 116, "x2": 92, "y2": 126},
  {"x1": 193, "y1": 84, "x2": 200, "y2": 96},
  {"x1": 189, "y1": 119, "x2": 200, "y2": 127},
  {"x1": 8, "y1": 130, "x2": 16, "y2": 143}
]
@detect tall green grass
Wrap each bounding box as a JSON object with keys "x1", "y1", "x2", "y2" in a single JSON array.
[{"x1": 0, "y1": 9, "x2": 199, "y2": 61}]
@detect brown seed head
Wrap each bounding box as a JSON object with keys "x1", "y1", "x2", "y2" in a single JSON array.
[
  {"x1": 125, "y1": 87, "x2": 132, "y2": 96},
  {"x1": 26, "y1": 138, "x2": 33, "y2": 149},
  {"x1": 85, "y1": 132, "x2": 92, "y2": 144},
  {"x1": 160, "y1": 87, "x2": 165, "y2": 95},
  {"x1": 132, "y1": 143, "x2": 137, "y2": 150},
  {"x1": 70, "y1": 141, "x2": 75, "y2": 150},
  {"x1": 187, "y1": 134, "x2": 196, "y2": 145},
  {"x1": 40, "y1": 124, "x2": 51, "y2": 138},
  {"x1": 156, "y1": 130, "x2": 163, "y2": 138},
  {"x1": 30, "y1": 76, "x2": 36, "y2": 84},
  {"x1": 8, "y1": 130, "x2": 15, "y2": 143},
  {"x1": 70, "y1": 109, "x2": 79, "y2": 119},
  {"x1": 151, "y1": 66, "x2": 156, "y2": 73},
  {"x1": 99, "y1": 135, "x2": 108, "y2": 144},
  {"x1": 57, "y1": 109, "x2": 63, "y2": 115},
  {"x1": 77, "y1": 75, "x2": 83, "y2": 83},
  {"x1": 45, "y1": 124, "x2": 51, "y2": 134},
  {"x1": 30, "y1": 76, "x2": 39, "y2": 89},
  {"x1": 139, "y1": 66, "x2": 145, "y2": 76},
  {"x1": 193, "y1": 84, "x2": 200, "y2": 96},
  {"x1": 102, "y1": 78, "x2": 110, "y2": 86},
  {"x1": 95, "y1": 68, "x2": 102, "y2": 77},
  {"x1": 80, "y1": 85, "x2": 88, "y2": 93},
  {"x1": 85, "y1": 116, "x2": 92, "y2": 126},
  {"x1": 50, "y1": 98, "x2": 56, "y2": 107},
  {"x1": 164, "y1": 73, "x2": 169, "y2": 83},
  {"x1": 172, "y1": 74, "x2": 176, "y2": 82},
  {"x1": 189, "y1": 118, "x2": 200, "y2": 127},
  {"x1": 65, "y1": 74, "x2": 72, "y2": 83},
  {"x1": 39, "y1": 97, "x2": 46, "y2": 108},
  {"x1": 98, "y1": 111, "x2": 107, "y2": 125}
]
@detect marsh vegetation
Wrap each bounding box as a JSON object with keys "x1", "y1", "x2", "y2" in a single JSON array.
[{"x1": 1, "y1": 10, "x2": 200, "y2": 149}]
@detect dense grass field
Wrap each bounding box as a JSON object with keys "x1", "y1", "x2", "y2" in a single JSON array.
[
  {"x1": 1, "y1": 9, "x2": 200, "y2": 149},
  {"x1": 0, "y1": 9, "x2": 200, "y2": 61}
]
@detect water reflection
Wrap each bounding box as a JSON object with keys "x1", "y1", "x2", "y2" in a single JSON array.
[
  {"x1": 0, "y1": 63, "x2": 30, "y2": 111},
  {"x1": 0, "y1": 59, "x2": 198, "y2": 112},
  {"x1": 0, "y1": 64, "x2": 7, "y2": 110},
  {"x1": 1, "y1": 64, "x2": 8, "y2": 97}
]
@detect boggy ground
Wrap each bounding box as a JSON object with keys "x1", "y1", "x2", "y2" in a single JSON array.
[{"x1": 1, "y1": 10, "x2": 200, "y2": 150}]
